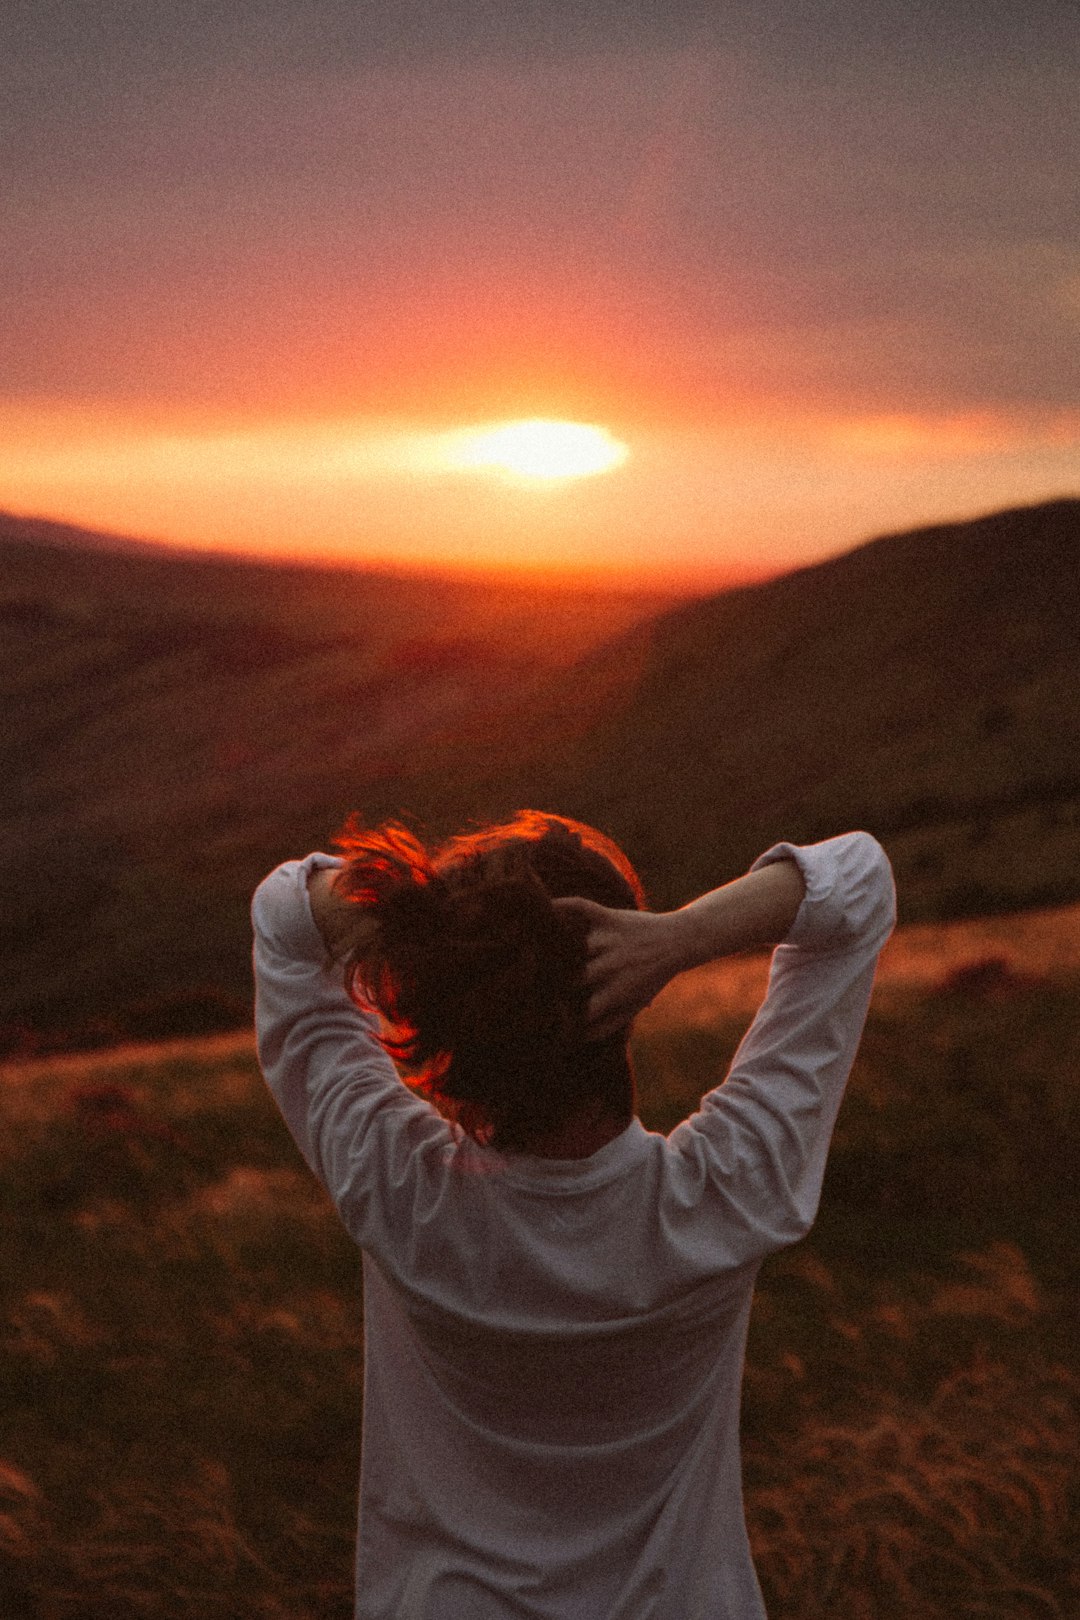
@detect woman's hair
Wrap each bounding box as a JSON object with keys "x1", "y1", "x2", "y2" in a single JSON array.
[{"x1": 331, "y1": 811, "x2": 645, "y2": 1150}]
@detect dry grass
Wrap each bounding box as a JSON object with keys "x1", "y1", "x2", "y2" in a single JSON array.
[
  {"x1": 2, "y1": 913, "x2": 1078, "y2": 1617},
  {"x1": 746, "y1": 1255, "x2": 1079, "y2": 1619}
]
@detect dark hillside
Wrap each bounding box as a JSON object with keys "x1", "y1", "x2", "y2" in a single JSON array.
[
  {"x1": 3, "y1": 498, "x2": 1078, "y2": 1049},
  {"x1": 381, "y1": 499, "x2": 1080, "y2": 916},
  {"x1": 0, "y1": 517, "x2": 673, "y2": 1049},
  {"x1": 0, "y1": 513, "x2": 670, "y2": 659}
]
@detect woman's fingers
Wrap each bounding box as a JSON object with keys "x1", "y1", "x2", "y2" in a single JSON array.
[
  {"x1": 552, "y1": 897, "x2": 618, "y2": 965},
  {"x1": 551, "y1": 894, "x2": 607, "y2": 935},
  {"x1": 553, "y1": 896, "x2": 632, "y2": 1035},
  {"x1": 553, "y1": 896, "x2": 677, "y2": 1037}
]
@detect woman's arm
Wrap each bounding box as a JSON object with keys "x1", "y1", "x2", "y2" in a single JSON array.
[
  {"x1": 252, "y1": 856, "x2": 448, "y2": 1238},
  {"x1": 562, "y1": 834, "x2": 895, "y2": 1259},
  {"x1": 682, "y1": 832, "x2": 895, "y2": 1253},
  {"x1": 555, "y1": 858, "x2": 807, "y2": 1040}
]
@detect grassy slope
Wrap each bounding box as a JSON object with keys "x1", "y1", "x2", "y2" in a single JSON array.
[
  {"x1": 389, "y1": 498, "x2": 1080, "y2": 917},
  {"x1": 3, "y1": 497, "x2": 1078, "y2": 1048},
  {"x1": 0, "y1": 523, "x2": 672, "y2": 1046},
  {"x1": 1, "y1": 911, "x2": 1077, "y2": 1619}
]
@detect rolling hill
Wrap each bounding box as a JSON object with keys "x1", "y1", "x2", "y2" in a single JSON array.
[
  {"x1": 386, "y1": 498, "x2": 1080, "y2": 916},
  {"x1": 0, "y1": 515, "x2": 674, "y2": 1048},
  {"x1": 2, "y1": 498, "x2": 1078, "y2": 1049}
]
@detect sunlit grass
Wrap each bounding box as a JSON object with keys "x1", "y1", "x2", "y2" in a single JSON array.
[{"x1": 2, "y1": 923, "x2": 1078, "y2": 1617}]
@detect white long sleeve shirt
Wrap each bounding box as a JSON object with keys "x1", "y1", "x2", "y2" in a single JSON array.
[{"x1": 252, "y1": 831, "x2": 895, "y2": 1620}]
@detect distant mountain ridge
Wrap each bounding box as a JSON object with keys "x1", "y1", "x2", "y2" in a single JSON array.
[
  {"x1": 2, "y1": 496, "x2": 1078, "y2": 1049},
  {"x1": 0, "y1": 510, "x2": 184, "y2": 557}
]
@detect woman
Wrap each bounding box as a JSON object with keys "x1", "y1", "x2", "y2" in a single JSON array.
[{"x1": 252, "y1": 811, "x2": 895, "y2": 1618}]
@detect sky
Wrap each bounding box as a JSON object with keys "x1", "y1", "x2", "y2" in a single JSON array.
[{"x1": 2, "y1": 0, "x2": 1078, "y2": 582}]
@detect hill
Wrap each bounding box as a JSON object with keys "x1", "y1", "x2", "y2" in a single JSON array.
[
  {"x1": 381, "y1": 497, "x2": 1080, "y2": 917},
  {"x1": 0, "y1": 515, "x2": 675, "y2": 1049},
  {"x1": 2, "y1": 497, "x2": 1078, "y2": 1048}
]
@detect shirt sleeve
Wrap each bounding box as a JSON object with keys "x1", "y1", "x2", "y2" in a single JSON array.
[
  {"x1": 251, "y1": 854, "x2": 453, "y2": 1241},
  {"x1": 670, "y1": 831, "x2": 895, "y2": 1260}
]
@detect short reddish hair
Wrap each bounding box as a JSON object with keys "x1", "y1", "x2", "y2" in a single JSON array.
[{"x1": 332, "y1": 811, "x2": 644, "y2": 1149}]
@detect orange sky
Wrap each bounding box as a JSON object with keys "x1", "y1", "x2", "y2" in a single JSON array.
[
  {"x1": 3, "y1": 397, "x2": 1078, "y2": 586},
  {"x1": 3, "y1": 4, "x2": 1078, "y2": 581}
]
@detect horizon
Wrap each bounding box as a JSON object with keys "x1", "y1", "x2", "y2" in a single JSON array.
[
  {"x1": 3, "y1": 4, "x2": 1078, "y2": 578},
  {"x1": 12, "y1": 494, "x2": 1080, "y2": 601},
  {"x1": 3, "y1": 402, "x2": 1077, "y2": 583},
  {"x1": 0, "y1": 499, "x2": 779, "y2": 595}
]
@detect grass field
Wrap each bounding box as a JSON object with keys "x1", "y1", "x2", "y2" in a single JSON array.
[{"x1": 2, "y1": 915, "x2": 1078, "y2": 1618}]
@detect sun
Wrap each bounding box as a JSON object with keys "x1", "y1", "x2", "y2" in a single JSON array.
[{"x1": 440, "y1": 419, "x2": 629, "y2": 482}]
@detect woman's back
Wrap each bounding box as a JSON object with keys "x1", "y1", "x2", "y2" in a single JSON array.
[{"x1": 356, "y1": 1128, "x2": 764, "y2": 1620}]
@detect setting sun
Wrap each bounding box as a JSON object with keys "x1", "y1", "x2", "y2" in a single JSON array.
[{"x1": 440, "y1": 419, "x2": 630, "y2": 482}]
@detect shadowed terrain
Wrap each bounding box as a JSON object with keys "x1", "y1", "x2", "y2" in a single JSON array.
[
  {"x1": 0, "y1": 515, "x2": 672, "y2": 1050},
  {"x1": 390, "y1": 498, "x2": 1080, "y2": 916},
  {"x1": 2, "y1": 504, "x2": 1077, "y2": 1616},
  {"x1": 2, "y1": 497, "x2": 1077, "y2": 1049}
]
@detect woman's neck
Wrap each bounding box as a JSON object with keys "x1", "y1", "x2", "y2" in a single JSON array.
[{"x1": 520, "y1": 1106, "x2": 631, "y2": 1160}]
